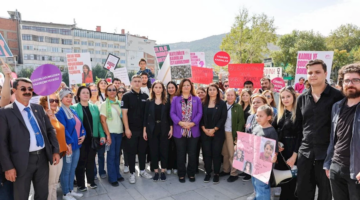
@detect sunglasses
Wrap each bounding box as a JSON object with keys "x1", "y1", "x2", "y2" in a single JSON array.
[
  {"x1": 18, "y1": 87, "x2": 33, "y2": 92},
  {"x1": 224, "y1": 85, "x2": 229, "y2": 87},
  {"x1": 107, "y1": 88, "x2": 117, "y2": 92},
  {"x1": 118, "y1": 91, "x2": 125, "y2": 94},
  {"x1": 49, "y1": 99, "x2": 60, "y2": 104}
]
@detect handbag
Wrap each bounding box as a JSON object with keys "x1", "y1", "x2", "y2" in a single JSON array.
[{"x1": 82, "y1": 106, "x2": 104, "y2": 150}]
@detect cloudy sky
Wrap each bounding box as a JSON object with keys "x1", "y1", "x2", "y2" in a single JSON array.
[{"x1": 1, "y1": 0, "x2": 359, "y2": 44}]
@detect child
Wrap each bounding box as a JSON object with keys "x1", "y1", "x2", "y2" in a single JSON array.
[
  {"x1": 136, "y1": 58, "x2": 154, "y2": 89},
  {"x1": 252, "y1": 105, "x2": 278, "y2": 200}
]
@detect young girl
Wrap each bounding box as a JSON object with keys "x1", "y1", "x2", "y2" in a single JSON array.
[{"x1": 252, "y1": 105, "x2": 278, "y2": 200}]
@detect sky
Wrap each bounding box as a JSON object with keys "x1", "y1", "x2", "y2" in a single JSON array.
[{"x1": 1, "y1": 0, "x2": 360, "y2": 44}]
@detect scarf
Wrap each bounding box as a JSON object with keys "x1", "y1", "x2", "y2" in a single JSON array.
[
  {"x1": 61, "y1": 104, "x2": 74, "y2": 120},
  {"x1": 105, "y1": 98, "x2": 122, "y2": 120},
  {"x1": 181, "y1": 95, "x2": 193, "y2": 137}
]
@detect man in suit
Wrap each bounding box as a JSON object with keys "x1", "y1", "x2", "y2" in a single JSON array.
[{"x1": 0, "y1": 78, "x2": 60, "y2": 200}]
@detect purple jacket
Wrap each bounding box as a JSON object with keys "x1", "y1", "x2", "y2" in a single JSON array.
[{"x1": 170, "y1": 95, "x2": 203, "y2": 138}]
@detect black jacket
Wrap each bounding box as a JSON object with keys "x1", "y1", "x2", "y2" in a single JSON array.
[
  {"x1": 200, "y1": 100, "x2": 227, "y2": 140},
  {"x1": 143, "y1": 100, "x2": 172, "y2": 139}
]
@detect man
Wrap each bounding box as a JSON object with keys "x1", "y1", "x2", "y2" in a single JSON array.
[
  {"x1": 121, "y1": 75, "x2": 152, "y2": 184},
  {"x1": 223, "y1": 80, "x2": 229, "y2": 91},
  {"x1": 296, "y1": 59, "x2": 343, "y2": 200},
  {"x1": 140, "y1": 72, "x2": 150, "y2": 96},
  {"x1": 113, "y1": 78, "x2": 121, "y2": 89},
  {"x1": 0, "y1": 78, "x2": 60, "y2": 200},
  {"x1": 259, "y1": 77, "x2": 279, "y2": 106},
  {"x1": 324, "y1": 63, "x2": 360, "y2": 200},
  {"x1": 244, "y1": 81, "x2": 254, "y2": 92}
]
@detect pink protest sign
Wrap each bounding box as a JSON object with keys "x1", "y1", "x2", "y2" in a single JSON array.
[
  {"x1": 271, "y1": 77, "x2": 285, "y2": 92},
  {"x1": 233, "y1": 132, "x2": 276, "y2": 184}
]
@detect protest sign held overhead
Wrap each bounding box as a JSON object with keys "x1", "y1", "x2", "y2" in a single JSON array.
[
  {"x1": 295, "y1": 51, "x2": 333, "y2": 84},
  {"x1": 30, "y1": 64, "x2": 62, "y2": 96},
  {"x1": 113, "y1": 67, "x2": 131, "y2": 86},
  {"x1": 103, "y1": 54, "x2": 120, "y2": 72},
  {"x1": 66, "y1": 53, "x2": 92, "y2": 85},
  {"x1": 171, "y1": 65, "x2": 192, "y2": 80},
  {"x1": 190, "y1": 66, "x2": 213, "y2": 84},
  {"x1": 271, "y1": 77, "x2": 285, "y2": 92},
  {"x1": 264, "y1": 67, "x2": 282, "y2": 80},
  {"x1": 191, "y1": 52, "x2": 206, "y2": 67},
  {"x1": 233, "y1": 132, "x2": 276, "y2": 184},
  {"x1": 214, "y1": 51, "x2": 230, "y2": 66},
  {"x1": 0, "y1": 72, "x2": 4, "y2": 86},
  {"x1": 228, "y1": 63, "x2": 264, "y2": 88},
  {"x1": 154, "y1": 45, "x2": 170, "y2": 69},
  {"x1": 169, "y1": 49, "x2": 191, "y2": 66},
  {"x1": 157, "y1": 52, "x2": 171, "y2": 85},
  {"x1": 0, "y1": 33, "x2": 13, "y2": 57}
]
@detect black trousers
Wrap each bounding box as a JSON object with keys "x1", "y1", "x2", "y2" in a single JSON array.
[
  {"x1": 14, "y1": 151, "x2": 49, "y2": 200},
  {"x1": 330, "y1": 162, "x2": 360, "y2": 200},
  {"x1": 120, "y1": 139, "x2": 128, "y2": 166},
  {"x1": 174, "y1": 136, "x2": 199, "y2": 177},
  {"x1": 195, "y1": 138, "x2": 202, "y2": 172},
  {"x1": 297, "y1": 153, "x2": 332, "y2": 200},
  {"x1": 276, "y1": 153, "x2": 298, "y2": 200},
  {"x1": 75, "y1": 137, "x2": 96, "y2": 187},
  {"x1": 148, "y1": 134, "x2": 169, "y2": 170},
  {"x1": 201, "y1": 134, "x2": 224, "y2": 175},
  {"x1": 125, "y1": 131, "x2": 148, "y2": 173},
  {"x1": 167, "y1": 137, "x2": 177, "y2": 170}
]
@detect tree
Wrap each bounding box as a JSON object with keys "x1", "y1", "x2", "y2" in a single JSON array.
[
  {"x1": 17, "y1": 67, "x2": 34, "y2": 78},
  {"x1": 326, "y1": 24, "x2": 360, "y2": 52},
  {"x1": 332, "y1": 49, "x2": 353, "y2": 81},
  {"x1": 220, "y1": 8, "x2": 277, "y2": 64}
]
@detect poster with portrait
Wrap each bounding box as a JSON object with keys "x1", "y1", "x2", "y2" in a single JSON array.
[
  {"x1": 233, "y1": 132, "x2": 276, "y2": 184},
  {"x1": 66, "y1": 53, "x2": 92, "y2": 85}
]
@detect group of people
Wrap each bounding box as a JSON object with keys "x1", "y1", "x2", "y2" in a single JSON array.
[{"x1": 0, "y1": 58, "x2": 360, "y2": 200}]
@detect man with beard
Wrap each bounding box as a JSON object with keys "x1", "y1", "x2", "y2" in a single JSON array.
[
  {"x1": 259, "y1": 77, "x2": 279, "y2": 106},
  {"x1": 324, "y1": 63, "x2": 360, "y2": 200},
  {"x1": 295, "y1": 59, "x2": 343, "y2": 200}
]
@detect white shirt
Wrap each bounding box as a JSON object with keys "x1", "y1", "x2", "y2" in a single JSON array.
[
  {"x1": 225, "y1": 102, "x2": 233, "y2": 132},
  {"x1": 14, "y1": 100, "x2": 45, "y2": 152},
  {"x1": 141, "y1": 86, "x2": 150, "y2": 96}
]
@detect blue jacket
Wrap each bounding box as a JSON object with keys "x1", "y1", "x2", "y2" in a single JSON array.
[
  {"x1": 56, "y1": 107, "x2": 86, "y2": 151},
  {"x1": 324, "y1": 98, "x2": 360, "y2": 180}
]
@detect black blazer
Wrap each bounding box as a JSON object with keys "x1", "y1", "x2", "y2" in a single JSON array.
[
  {"x1": 200, "y1": 100, "x2": 227, "y2": 140},
  {"x1": 143, "y1": 100, "x2": 172, "y2": 139},
  {"x1": 0, "y1": 103, "x2": 59, "y2": 177}
]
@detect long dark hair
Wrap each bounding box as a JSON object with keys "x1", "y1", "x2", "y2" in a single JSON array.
[
  {"x1": 203, "y1": 83, "x2": 221, "y2": 106},
  {"x1": 166, "y1": 81, "x2": 178, "y2": 97},
  {"x1": 83, "y1": 65, "x2": 91, "y2": 83},
  {"x1": 150, "y1": 81, "x2": 167, "y2": 104},
  {"x1": 97, "y1": 79, "x2": 108, "y2": 101},
  {"x1": 175, "y1": 79, "x2": 196, "y2": 96}
]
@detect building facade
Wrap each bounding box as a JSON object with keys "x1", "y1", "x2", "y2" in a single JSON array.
[{"x1": 0, "y1": 11, "x2": 21, "y2": 66}]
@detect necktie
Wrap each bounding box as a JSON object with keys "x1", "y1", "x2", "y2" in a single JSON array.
[{"x1": 24, "y1": 107, "x2": 44, "y2": 147}]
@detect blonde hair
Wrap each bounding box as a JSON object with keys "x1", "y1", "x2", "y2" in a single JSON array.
[
  {"x1": 239, "y1": 89, "x2": 252, "y2": 107},
  {"x1": 250, "y1": 94, "x2": 268, "y2": 114},
  {"x1": 262, "y1": 90, "x2": 276, "y2": 108},
  {"x1": 277, "y1": 87, "x2": 297, "y2": 123}
]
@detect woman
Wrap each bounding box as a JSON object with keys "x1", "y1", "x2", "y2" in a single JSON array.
[
  {"x1": 166, "y1": 81, "x2": 178, "y2": 175},
  {"x1": 271, "y1": 87, "x2": 298, "y2": 200},
  {"x1": 70, "y1": 86, "x2": 106, "y2": 191},
  {"x1": 221, "y1": 88, "x2": 245, "y2": 182},
  {"x1": 170, "y1": 79, "x2": 203, "y2": 183},
  {"x1": 39, "y1": 94, "x2": 68, "y2": 200},
  {"x1": 294, "y1": 77, "x2": 305, "y2": 94},
  {"x1": 97, "y1": 79, "x2": 108, "y2": 103},
  {"x1": 99, "y1": 84, "x2": 123, "y2": 186},
  {"x1": 117, "y1": 87, "x2": 127, "y2": 101},
  {"x1": 302, "y1": 80, "x2": 310, "y2": 94},
  {"x1": 196, "y1": 87, "x2": 206, "y2": 102},
  {"x1": 239, "y1": 89, "x2": 252, "y2": 123},
  {"x1": 143, "y1": 81, "x2": 173, "y2": 181},
  {"x1": 200, "y1": 83, "x2": 227, "y2": 183},
  {"x1": 82, "y1": 65, "x2": 93, "y2": 84},
  {"x1": 89, "y1": 83, "x2": 101, "y2": 107},
  {"x1": 262, "y1": 90, "x2": 277, "y2": 116},
  {"x1": 56, "y1": 88, "x2": 86, "y2": 199}
]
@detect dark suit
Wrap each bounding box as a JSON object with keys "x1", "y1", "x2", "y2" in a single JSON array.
[
  {"x1": 143, "y1": 100, "x2": 172, "y2": 169},
  {"x1": 0, "y1": 103, "x2": 59, "y2": 200},
  {"x1": 200, "y1": 100, "x2": 227, "y2": 175}
]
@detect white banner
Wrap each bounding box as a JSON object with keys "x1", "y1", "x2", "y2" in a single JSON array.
[
  {"x1": 191, "y1": 52, "x2": 206, "y2": 67},
  {"x1": 66, "y1": 53, "x2": 92, "y2": 85},
  {"x1": 113, "y1": 68, "x2": 131, "y2": 86},
  {"x1": 157, "y1": 54, "x2": 171, "y2": 85}
]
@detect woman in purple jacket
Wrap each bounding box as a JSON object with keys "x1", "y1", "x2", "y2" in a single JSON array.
[{"x1": 170, "y1": 79, "x2": 203, "y2": 183}]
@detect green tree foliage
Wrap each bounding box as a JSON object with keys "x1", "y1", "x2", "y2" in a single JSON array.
[
  {"x1": 220, "y1": 8, "x2": 277, "y2": 64},
  {"x1": 17, "y1": 67, "x2": 34, "y2": 78},
  {"x1": 332, "y1": 49, "x2": 353, "y2": 81},
  {"x1": 326, "y1": 24, "x2": 360, "y2": 52}
]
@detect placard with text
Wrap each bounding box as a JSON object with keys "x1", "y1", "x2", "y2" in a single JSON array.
[{"x1": 228, "y1": 63, "x2": 264, "y2": 88}]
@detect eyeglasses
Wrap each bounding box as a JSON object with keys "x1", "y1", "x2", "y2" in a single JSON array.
[
  {"x1": 107, "y1": 88, "x2": 117, "y2": 92},
  {"x1": 49, "y1": 99, "x2": 60, "y2": 104},
  {"x1": 344, "y1": 78, "x2": 360, "y2": 85},
  {"x1": 18, "y1": 87, "x2": 33, "y2": 92},
  {"x1": 265, "y1": 95, "x2": 272, "y2": 99},
  {"x1": 91, "y1": 89, "x2": 98, "y2": 92}
]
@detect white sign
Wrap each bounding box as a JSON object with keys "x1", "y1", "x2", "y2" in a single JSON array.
[
  {"x1": 191, "y1": 52, "x2": 206, "y2": 67},
  {"x1": 295, "y1": 51, "x2": 334, "y2": 84},
  {"x1": 103, "y1": 54, "x2": 120, "y2": 72},
  {"x1": 169, "y1": 49, "x2": 191, "y2": 66},
  {"x1": 157, "y1": 54, "x2": 171, "y2": 85},
  {"x1": 0, "y1": 72, "x2": 4, "y2": 86},
  {"x1": 264, "y1": 67, "x2": 282, "y2": 80},
  {"x1": 113, "y1": 68, "x2": 131, "y2": 86},
  {"x1": 66, "y1": 53, "x2": 92, "y2": 85}
]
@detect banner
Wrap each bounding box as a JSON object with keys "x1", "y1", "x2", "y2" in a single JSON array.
[
  {"x1": 156, "y1": 53, "x2": 171, "y2": 85},
  {"x1": 190, "y1": 66, "x2": 213, "y2": 84},
  {"x1": 170, "y1": 65, "x2": 192, "y2": 79},
  {"x1": 233, "y1": 132, "x2": 276, "y2": 184},
  {"x1": 169, "y1": 49, "x2": 191, "y2": 66},
  {"x1": 191, "y1": 52, "x2": 206, "y2": 67},
  {"x1": 66, "y1": 53, "x2": 92, "y2": 85},
  {"x1": 295, "y1": 51, "x2": 334, "y2": 84},
  {"x1": 113, "y1": 67, "x2": 131, "y2": 86},
  {"x1": 228, "y1": 63, "x2": 264, "y2": 88},
  {"x1": 103, "y1": 54, "x2": 120, "y2": 72},
  {"x1": 0, "y1": 33, "x2": 13, "y2": 57},
  {"x1": 30, "y1": 64, "x2": 62, "y2": 96},
  {"x1": 154, "y1": 45, "x2": 170, "y2": 69},
  {"x1": 264, "y1": 67, "x2": 282, "y2": 80}
]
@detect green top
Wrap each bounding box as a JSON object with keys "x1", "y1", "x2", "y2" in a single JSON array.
[
  {"x1": 70, "y1": 103, "x2": 105, "y2": 138},
  {"x1": 231, "y1": 103, "x2": 245, "y2": 141},
  {"x1": 100, "y1": 102, "x2": 123, "y2": 134}
]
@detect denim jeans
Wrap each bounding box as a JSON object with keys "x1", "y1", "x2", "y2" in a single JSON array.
[
  {"x1": 252, "y1": 177, "x2": 271, "y2": 200},
  {"x1": 0, "y1": 178, "x2": 14, "y2": 200},
  {"x1": 94, "y1": 146, "x2": 106, "y2": 177},
  {"x1": 60, "y1": 148, "x2": 80, "y2": 195},
  {"x1": 107, "y1": 133, "x2": 123, "y2": 183}
]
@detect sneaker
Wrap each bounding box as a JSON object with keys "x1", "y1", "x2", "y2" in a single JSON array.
[
  {"x1": 166, "y1": 170, "x2": 172, "y2": 175},
  {"x1": 70, "y1": 191, "x2": 83, "y2": 198},
  {"x1": 129, "y1": 173, "x2": 136, "y2": 184},
  {"x1": 243, "y1": 174, "x2": 251, "y2": 182},
  {"x1": 94, "y1": 176, "x2": 98, "y2": 180},
  {"x1": 100, "y1": 174, "x2": 107, "y2": 179},
  {"x1": 160, "y1": 172, "x2": 166, "y2": 181},
  {"x1": 63, "y1": 193, "x2": 76, "y2": 200},
  {"x1": 78, "y1": 186, "x2": 87, "y2": 192},
  {"x1": 173, "y1": 169, "x2": 178, "y2": 175},
  {"x1": 227, "y1": 175, "x2": 239, "y2": 182},
  {"x1": 204, "y1": 174, "x2": 211, "y2": 183},
  {"x1": 124, "y1": 166, "x2": 129, "y2": 174},
  {"x1": 238, "y1": 172, "x2": 246, "y2": 177},
  {"x1": 246, "y1": 192, "x2": 256, "y2": 200},
  {"x1": 89, "y1": 183, "x2": 97, "y2": 189},
  {"x1": 213, "y1": 174, "x2": 219, "y2": 183},
  {"x1": 140, "y1": 171, "x2": 153, "y2": 179},
  {"x1": 111, "y1": 182, "x2": 119, "y2": 187},
  {"x1": 219, "y1": 171, "x2": 230, "y2": 177},
  {"x1": 117, "y1": 177, "x2": 124, "y2": 182},
  {"x1": 153, "y1": 173, "x2": 159, "y2": 182}
]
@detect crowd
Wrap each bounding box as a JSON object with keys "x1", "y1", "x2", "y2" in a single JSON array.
[{"x1": 0, "y1": 58, "x2": 360, "y2": 200}]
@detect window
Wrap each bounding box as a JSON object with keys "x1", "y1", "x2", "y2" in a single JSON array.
[
  {"x1": 24, "y1": 54, "x2": 28, "y2": 60},
  {"x1": 45, "y1": 37, "x2": 59, "y2": 44},
  {"x1": 52, "y1": 47, "x2": 60, "y2": 53},
  {"x1": 108, "y1": 44, "x2": 114, "y2": 48},
  {"x1": 95, "y1": 43, "x2": 101, "y2": 47},
  {"x1": 62, "y1": 48, "x2": 72, "y2": 53},
  {"x1": 95, "y1": 50, "x2": 100, "y2": 55},
  {"x1": 74, "y1": 49, "x2": 80, "y2": 53},
  {"x1": 89, "y1": 49, "x2": 94, "y2": 54},
  {"x1": 102, "y1": 59, "x2": 106, "y2": 64},
  {"x1": 120, "y1": 60, "x2": 126, "y2": 64},
  {"x1": 102, "y1": 51, "x2": 107, "y2": 55},
  {"x1": 88, "y1": 41, "x2": 94, "y2": 46},
  {"x1": 120, "y1": 45, "x2": 125, "y2": 49},
  {"x1": 38, "y1": 36, "x2": 44, "y2": 42},
  {"x1": 114, "y1": 44, "x2": 120, "y2": 48},
  {"x1": 60, "y1": 57, "x2": 66, "y2": 62},
  {"x1": 38, "y1": 46, "x2": 47, "y2": 52},
  {"x1": 61, "y1": 39, "x2": 72, "y2": 45},
  {"x1": 102, "y1": 43, "x2": 107, "y2": 47},
  {"x1": 82, "y1": 49, "x2": 88, "y2": 53},
  {"x1": 74, "y1": 40, "x2": 80, "y2": 45},
  {"x1": 22, "y1": 34, "x2": 32, "y2": 41},
  {"x1": 22, "y1": 25, "x2": 32, "y2": 30},
  {"x1": 23, "y1": 45, "x2": 33, "y2": 50},
  {"x1": 46, "y1": 28, "x2": 59, "y2": 34},
  {"x1": 120, "y1": 53, "x2": 126, "y2": 56},
  {"x1": 30, "y1": 55, "x2": 34, "y2": 60},
  {"x1": 114, "y1": 51, "x2": 120, "y2": 56},
  {"x1": 81, "y1": 41, "x2": 87, "y2": 45},
  {"x1": 35, "y1": 27, "x2": 46, "y2": 32},
  {"x1": 60, "y1": 29, "x2": 71, "y2": 35}
]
